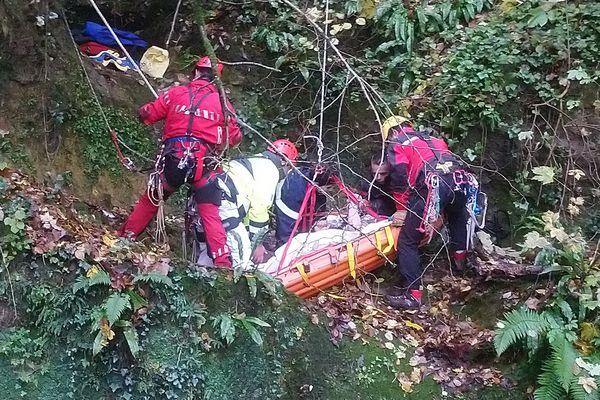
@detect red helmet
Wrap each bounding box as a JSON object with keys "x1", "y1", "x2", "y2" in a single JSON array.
[
  {"x1": 268, "y1": 139, "x2": 299, "y2": 163},
  {"x1": 195, "y1": 56, "x2": 223, "y2": 76}
]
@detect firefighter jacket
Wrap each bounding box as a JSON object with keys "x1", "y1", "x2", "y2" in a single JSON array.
[{"x1": 138, "y1": 78, "x2": 242, "y2": 147}]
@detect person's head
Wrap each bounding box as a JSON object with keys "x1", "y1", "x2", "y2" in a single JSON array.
[
  {"x1": 193, "y1": 56, "x2": 223, "y2": 81},
  {"x1": 312, "y1": 163, "x2": 333, "y2": 186},
  {"x1": 381, "y1": 115, "x2": 413, "y2": 140},
  {"x1": 267, "y1": 139, "x2": 299, "y2": 174},
  {"x1": 370, "y1": 154, "x2": 390, "y2": 184}
]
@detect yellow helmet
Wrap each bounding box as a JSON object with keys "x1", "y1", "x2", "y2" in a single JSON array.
[{"x1": 381, "y1": 116, "x2": 410, "y2": 139}]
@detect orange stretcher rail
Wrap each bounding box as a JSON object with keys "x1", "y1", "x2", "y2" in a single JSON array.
[{"x1": 274, "y1": 225, "x2": 399, "y2": 299}]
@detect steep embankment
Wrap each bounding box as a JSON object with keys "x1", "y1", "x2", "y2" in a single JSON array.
[{"x1": 0, "y1": 168, "x2": 537, "y2": 399}]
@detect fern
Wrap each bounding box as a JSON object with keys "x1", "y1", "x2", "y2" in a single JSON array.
[
  {"x1": 534, "y1": 366, "x2": 566, "y2": 400},
  {"x1": 72, "y1": 269, "x2": 110, "y2": 294},
  {"x1": 133, "y1": 272, "x2": 173, "y2": 288},
  {"x1": 104, "y1": 293, "x2": 130, "y2": 326},
  {"x1": 495, "y1": 308, "x2": 552, "y2": 355},
  {"x1": 569, "y1": 376, "x2": 597, "y2": 400},
  {"x1": 548, "y1": 335, "x2": 578, "y2": 394}
]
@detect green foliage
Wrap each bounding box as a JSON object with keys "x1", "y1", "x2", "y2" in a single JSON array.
[
  {"x1": 0, "y1": 198, "x2": 31, "y2": 262},
  {"x1": 496, "y1": 218, "x2": 600, "y2": 399},
  {"x1": 494, "y1": 308, "x2": 552, "y2": 355},
  {"x1": 0, "y1": 328, "x2": 48, "y2": 386},
  {"x1": 69, "y1": 81, "x2": 155, "y2": 180},
  {"x1": 132, "y1": 271, "x2": 174, "y2": 288},
  {"x1": 211, "y1": 312, "x2": 271, "y2": 347},
  {"x1": 104, "y1": 292, "x2": 131, "y2": 326},
  {"x1": 72, "y1": 268, "x2": 111, "y2": 293},
  {"x1": 72, "y1": 106, "x2": 155, "y2": 179}
]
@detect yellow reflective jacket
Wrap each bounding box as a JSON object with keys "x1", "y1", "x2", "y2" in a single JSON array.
[{"x1": 222, "y1": 154, "x2": 282, "y2": 236}]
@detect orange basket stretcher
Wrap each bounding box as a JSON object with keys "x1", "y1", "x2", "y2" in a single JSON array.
[{"x1": 273, "y1": 224, "x2": 399, "y2": 299}]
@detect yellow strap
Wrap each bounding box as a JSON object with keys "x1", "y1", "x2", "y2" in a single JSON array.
[
  {"x1": 296, "y1": 263, "x2": 310, "y2": 286},
  {"x1": 375, "y1": 230, "x2": 383, "y2": 252},
  {"x1": 382, "y1": 226, "x2": 395, "y2": 253},
  {"x1": 346, "y1": 242, "x2": 357, "y2": 280}
]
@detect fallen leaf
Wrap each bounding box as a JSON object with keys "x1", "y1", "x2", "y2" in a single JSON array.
[
  {"x1": 579, "y1": 377, "x2": 597, "y2": 394},
  {"x1": 405, "y1": 320, "x2": 424, "y2": 331},
  {"x1": 525, "y1": 297, "x2": 540, "y2": 310},
  {"x1": 384, "y1": 342, "x2": 394, "y2": 350}
]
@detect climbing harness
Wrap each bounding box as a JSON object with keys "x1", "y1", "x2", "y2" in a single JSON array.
[
  {"x1": 465, "y1": 173, "x2": 487, "y2": 251},
  {"x1": 418, "y1": 173, "x2": 441, "y2": 235}
]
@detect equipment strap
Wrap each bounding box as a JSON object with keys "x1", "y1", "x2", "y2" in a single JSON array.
[
  {"x1": 346, "y1": 242, "x2": 357, "y2": 280},
  {"x1": 186, "y1": 86, "x2": 213, "y2": 136}
]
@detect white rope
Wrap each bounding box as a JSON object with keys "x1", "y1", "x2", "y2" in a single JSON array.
[
  {"x1": 88, "y1": 0, "x2": 159, "y2": 99},
  {"x1": 317, "y1": 0, "x2": 330, "y2": 163}
]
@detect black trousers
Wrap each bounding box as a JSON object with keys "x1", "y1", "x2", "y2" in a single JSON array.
[{"x1": 396, "y1": 173, "x2": 469, "y2": 290}]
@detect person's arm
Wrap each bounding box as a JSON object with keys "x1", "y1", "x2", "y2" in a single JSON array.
[
  {"x1": 388, "y1": 144, "x2": 410, "y2": 211},
  {"x1": 247, "y1": 165, "x2": 279, "y2": 239},
  {"x1": 138, "y1": 90, "x2": 171, "y2": 125}
]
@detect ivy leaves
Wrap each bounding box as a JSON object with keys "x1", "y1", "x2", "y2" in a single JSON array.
[{"x1": 211, "y1": 313, "x2": 271, "y2": 347}]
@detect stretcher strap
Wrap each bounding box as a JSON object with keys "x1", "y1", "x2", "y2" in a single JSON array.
[
  {"x1": 296, "y1": 262, "x2": 310, "y2": 286},
  {"x1": 374, "y1": 226, "x2": 395, "y2": 254},
  {"x1": 383, "y1": 226, "x2": 395, "y2": 253},
  {"x1": 346, "y1": 242, "x2": 357, "y2": 280},
  {"x1": 277, "y1": 185, "x2": 316, "y2": 274},
  {"x1": 295, "y1": 262, "x2": 346, "y2": 299}
]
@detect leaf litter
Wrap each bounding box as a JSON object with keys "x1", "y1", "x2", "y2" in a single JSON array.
[{"x1": 305, "y1": 256, "x2": 548, "y2": 394}]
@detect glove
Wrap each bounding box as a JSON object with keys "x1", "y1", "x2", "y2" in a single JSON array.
[
  {"x1": 251, "y1": 244, "x2": 267, "y2": 264},
  {"x1": 391, "y1": 210, "x2": 407, "y2": 227}
]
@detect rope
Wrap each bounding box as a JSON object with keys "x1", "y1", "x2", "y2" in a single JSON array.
[
  {"x1": 87, "y1": 0, "x2": 158, "y2": 98},
  {"x1": 62, "y1": 12, "x2": 154, "y2": 167},
  {"x1": 317, "y1": 0, "x2": 330, "y2": 163},
  {"x1": 277, "y1": 184, "x2": 317, "y2": 274}
]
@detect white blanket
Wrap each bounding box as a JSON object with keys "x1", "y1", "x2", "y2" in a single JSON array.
[{"x1": 257, "y1": 219, "x2": 392, "y2": 275}]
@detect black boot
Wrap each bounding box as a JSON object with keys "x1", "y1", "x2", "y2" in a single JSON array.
[
  {"x1": 451, "y1": 250, "x2": 467, "y2": 273},
  {"x1": 384, "y1": 289, "x2": 422, "y2": 310}
]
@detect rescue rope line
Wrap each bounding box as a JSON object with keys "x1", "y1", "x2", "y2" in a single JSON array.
[
  {"x1": 88, "y1": 0, "x2": 159, "y2": 98},
  {"x1": 317, "y1": 0, "x2": 330, "y2": 163},
  {"x1": 62, "y1": 12, "x2": 154, "y2": 168}
]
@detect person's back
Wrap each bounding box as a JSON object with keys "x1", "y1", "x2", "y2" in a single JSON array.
[
  {"x1": 275, "y1": 165, "x2": 329, "y2": 246},
  {"x1": 198, "y1": 140, "x2": 299, "y2": 267},
  {"x1": 139, "y1": 78, "x2": 242, "y2": 147}
]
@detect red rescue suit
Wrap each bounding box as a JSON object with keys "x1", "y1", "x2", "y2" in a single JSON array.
[
  {"x1": 387, "y1": 126, "x2": 468, "y2": 290},
  {"x1": 118, "y1": 78, "x2": 242, "y2": 267}
]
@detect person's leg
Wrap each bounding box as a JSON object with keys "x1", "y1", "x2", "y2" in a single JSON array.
[
  {"x1": 396, "y1": 206, "x2": 426, "y2": 290},
  {"x1": 384, "y1": 191, "x2": 426, "y2": 309},
  {"x1": 194, "y1": 175, "x2": 231, "y2": 268},
  {"x1": 118, "y1": 181, "x2": 175, "y2": 238},
  {"x1": 227, "y1": 223, "x2": 252, "y2": 270},
  {"x1": 118, "y1": 151, "x2": 185, "y2": 238},
  {"x1": 439, "y1": 175, "x2": 469, "y2": 271}
]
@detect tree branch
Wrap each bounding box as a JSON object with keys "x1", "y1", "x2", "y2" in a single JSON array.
[{"x1": 193, "y1": 2, "x2": 231, "y2": 153}]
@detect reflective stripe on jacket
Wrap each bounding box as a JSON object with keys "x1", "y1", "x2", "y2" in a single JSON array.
[
  {"x1": 139, "y1": 79, "x2": 242, "y2": 147},
  {"x1": 221, "y1": 155, "x2": 281, "y2": 235}
]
